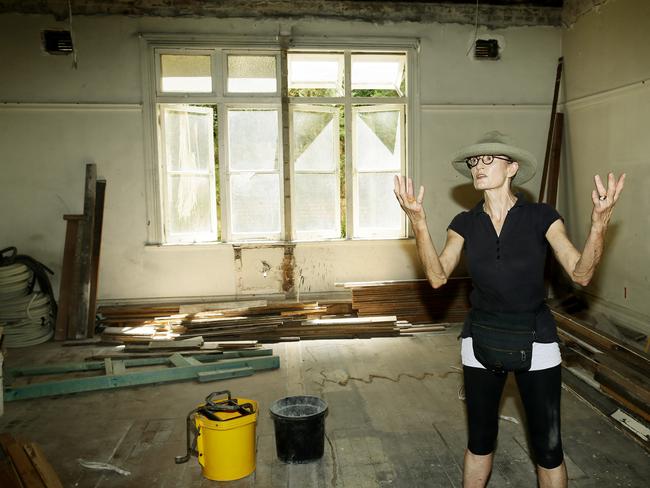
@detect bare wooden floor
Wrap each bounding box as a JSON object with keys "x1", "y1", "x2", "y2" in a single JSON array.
[{"x1": 1, "y1": 328, "x2": 648, "y2": 487}]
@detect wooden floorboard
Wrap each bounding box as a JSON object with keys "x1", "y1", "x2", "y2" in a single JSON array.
[{"x1": 1, "y1": 329, "x2": 648, "y2": 487}]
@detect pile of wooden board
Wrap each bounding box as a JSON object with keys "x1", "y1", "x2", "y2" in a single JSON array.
[
  {"x1": 0, "y1": 433, "x2": 63, "y2": 488},
  {"x1": 97, "y1": 297, "x2": 453, "y2": 344},
  {"x1": 555, "y1": 309, "x2": 650, "y2": 446},
  {"x1": 343, "y1": 278, "x2": 471, "y2": 324}
]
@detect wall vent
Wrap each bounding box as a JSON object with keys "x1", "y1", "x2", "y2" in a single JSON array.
[
  {"x1": 474, "y1": 39, "x2": 500, "y2": 60},
  {"x1": 42, "y1": 30, "x2": 73, "y2": 54}
]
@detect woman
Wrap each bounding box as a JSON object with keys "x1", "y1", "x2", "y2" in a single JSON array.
[{"x1": 393, "y1": 131, "x2": 625, "y2": 488}]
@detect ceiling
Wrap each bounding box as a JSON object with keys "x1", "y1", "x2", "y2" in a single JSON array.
[{"x1": 0, "y1": 1, "x2": 565, "y2": 27}]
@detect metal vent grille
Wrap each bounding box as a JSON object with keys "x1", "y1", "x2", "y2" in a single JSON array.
[
  {"x1": 42, "y1": 30, "x2": 73, "y2": 54},
  {"x1": 474, "y1": 39, "x2": 500, "y2": 60}
]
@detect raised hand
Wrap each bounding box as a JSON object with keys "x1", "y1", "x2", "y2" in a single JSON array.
[
  {"x1": 591, "y1": 172, "x2": 626, "y2": 229},
  {"x1": 393, "y1": 175, "x2": 426, "y2": 226}
]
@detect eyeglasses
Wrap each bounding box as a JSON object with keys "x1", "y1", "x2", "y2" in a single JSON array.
[{"x1": 465, "y1": 155, "x2": 513, "y2": 169}]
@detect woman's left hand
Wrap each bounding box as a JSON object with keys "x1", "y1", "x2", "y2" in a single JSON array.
[{"x1": 591, "y1": 172, "x2": 626, "y2": 229}]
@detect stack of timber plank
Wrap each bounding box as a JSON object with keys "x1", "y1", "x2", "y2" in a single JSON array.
[
  {"x1": 0, "y1": 433, "x2": 63, "y2": 488},
  {"x1": 344, "y1": 277, "x2": 471, "y2": 325},
  {"x1": 554, "y1": 308, "x2": 650, "y2": 446},
  {"x1": 97, "y1": 299, "x2": 415, "y2": 343}
]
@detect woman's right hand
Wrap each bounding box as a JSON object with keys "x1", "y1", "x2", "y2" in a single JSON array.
[{"x1": 393, "y1": 175, "x2": 426, "y2": 226}]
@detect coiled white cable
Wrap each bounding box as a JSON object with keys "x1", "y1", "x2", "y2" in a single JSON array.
[{"x1": 0, "y1": 263, "x2": 54, "y2": 348}]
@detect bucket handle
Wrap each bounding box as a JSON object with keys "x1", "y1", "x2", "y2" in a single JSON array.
[
  {"x1": 205, "y1": 390, "x2": 231, "y2": 408},
  {"x1": 174, "y1": 410, "x2": 199, "y2": 464}
]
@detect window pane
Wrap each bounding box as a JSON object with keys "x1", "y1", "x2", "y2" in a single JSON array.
[
  {"x1": 352, "y1": 53, "x2": 406, "y2": 97},
  {"x1": 288, "y1": 53, "x2": 344, "y2": 97},
  {"x1": 294, "y1": 174, "x2": 340, "y2": 239},
  {"x1": 354, "y1": 109, "x2": 401, "y2": 171},
  {"x1": 161, "y1": 54, "x2": 212, "y2": 93},
  {"x1": 227, "y1": 55, "x2": 277, "y2": 93},
  {"x1": 356, "y1": 173, "x2": 402, "y2": 237},
  {"x1": 162, "y1": 105, "x2": 214, "y2": 172},
  {"x1": 165, "y1": 175, "x2": 215, "y2": 238},
  {"x1": 228, "y1": 110, "x2": 278, "y2": 171},
  {"x1": 230, "y1": 173, "x2": 281, "y2": 236},
  {"x1": 293, "y1": 108, "x2": 338, "y2": 171}
]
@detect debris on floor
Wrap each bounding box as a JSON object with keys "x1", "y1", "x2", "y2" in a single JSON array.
[{"x1": 0, "y1": 432, "x2": 64, "y2": 488}]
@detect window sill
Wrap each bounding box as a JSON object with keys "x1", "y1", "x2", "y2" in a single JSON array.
[{"x1": 144, "y1": 237, "x2": 414, "y2": 250}]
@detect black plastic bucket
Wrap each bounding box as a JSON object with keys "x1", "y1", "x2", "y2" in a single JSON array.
[{"x1": 269, "y1": 395, "x2": 328, "y2": 464}]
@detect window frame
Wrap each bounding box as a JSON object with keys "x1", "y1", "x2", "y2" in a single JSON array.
[
  {"x1": 351, "y1": 103, "x2": 407, "y2": 239},
  {"x1": 289, "y1": 103, "x2": 343, "y2": 241},
  {"x1": 140, "y1": 34, "x2": 420, "y2": 245},
  {"x1": 158, "y1": 103, "x2": 219, "y2": 243},
  {"x1": 221, "y1": 103, "x2": 285, "y2": 242}
]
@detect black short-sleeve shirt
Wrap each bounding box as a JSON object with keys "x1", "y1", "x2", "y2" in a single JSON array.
[{"x1": 448, "y1": 193, "x2": 562, "y2": 342}]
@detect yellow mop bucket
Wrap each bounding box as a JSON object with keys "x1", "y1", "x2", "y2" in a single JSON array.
[{"x1": 175, "y1": 390, "x2": 258, "y2": 481}]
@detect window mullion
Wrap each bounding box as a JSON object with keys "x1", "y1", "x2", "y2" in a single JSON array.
[
  {"x1": 217, "y1": 102, "x2": 231, "y2": 242},
  {"x1": 279, "y1": 36, "x2": 292, "y2": 242},
  {"x1": 344, "y1": 50, "x2": 353, "y2": 239}
]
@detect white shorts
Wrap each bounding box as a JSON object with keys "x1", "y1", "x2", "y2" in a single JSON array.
[{"x1": 461, "y1": 337, "x2": 562, "y2": 371}]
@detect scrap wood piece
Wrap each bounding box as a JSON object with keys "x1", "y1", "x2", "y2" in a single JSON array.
[
  {"x1": 301, "y1": 316, "x2": 397, "y2": 326},
  {"x1": 0, "y1": 433, "x2": 46, "y2": 488},
  {"x1": 552, "y1": 309, "x2": 650, "y2": 375},
  {"x1": 179, "y1": 300, "x2": 268, "y2": 314},
  {"x1": 595, "y1": 373, "x2": 650, "y2": 422},
  {"x1": 0, "y1": 441, "x2": 22, "y2": 488},
  {"x1": 399, "y1": 325, "x2": 447, "y2": 333},
  {"x1": 23, "y1": 443, "x2": 64, "y2": 488},
  {"x1": 124, "y1": 336, "x2": 205, "y2": 351},
  {"x1": 197, "y1": 366, "x2": 254, "y2": 382}
]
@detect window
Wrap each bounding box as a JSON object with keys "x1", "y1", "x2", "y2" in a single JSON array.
[{"x1": 146, "y1": 40, "x2": 414, "y2": 244}]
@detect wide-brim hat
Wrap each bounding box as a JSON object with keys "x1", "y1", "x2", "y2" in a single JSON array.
[{"x1": 450, "y1": 131, "x2": 537, "y2": 185}]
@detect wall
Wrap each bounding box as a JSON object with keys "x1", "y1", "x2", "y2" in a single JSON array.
[
  {"x1": 0, "y1": 12, "x2": 561, "y2": 302},
  {"x1": 562, "y1": 0, "x2": 650, "y2": 332}
]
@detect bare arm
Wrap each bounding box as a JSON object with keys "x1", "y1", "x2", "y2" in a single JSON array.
[
  {"x1": 394, "y1": 175, "x2": 463, "y2": 288},
  {"x1": 546, "y1": 172, "x2": 625, "y2": 286}
]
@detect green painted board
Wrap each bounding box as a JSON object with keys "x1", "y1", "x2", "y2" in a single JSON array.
[
  {"x1": 4, "y1": 355, "x2": 280, "y2": 402},
  {"x1": 197, "y1": 367, "x2": 254, "y2": 382},
  {"x1": 5, "y1": 348, "x2": 273, "y2": 377}
]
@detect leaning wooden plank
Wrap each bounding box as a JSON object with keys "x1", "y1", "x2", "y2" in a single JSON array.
[
  {"x1": 23, "y1": 443, "x2": 63, "y2": 488},
  {"x1": 86, "y1": 179, "x2": 106, "y2": 338},
  {"x1": 0, "y1": 441, "x2": 23, "y2": 488},
  {"x1": 54, "y1": 215, "x2": 82, "y2": 341},
  {"x1": 0, "y1": 433, "x2": 46, "y2": 488},
  {"x1": 72, "y1": 163, "x2": 97, "y2": 339},
  {"x1": 197, "y1": 367, "x2": 254, "y2": 383},
  {"x1": 4, "y1": 355, "x2": 280, "y2": 402}
]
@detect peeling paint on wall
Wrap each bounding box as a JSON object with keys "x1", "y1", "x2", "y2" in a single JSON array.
[{"x1": 281, "y1": 244, "x2": 296, "y2": 296}]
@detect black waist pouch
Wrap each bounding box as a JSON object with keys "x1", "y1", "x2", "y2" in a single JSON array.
[{"x1": 470, "y1": 309, "x2": 537, "y2": 373}]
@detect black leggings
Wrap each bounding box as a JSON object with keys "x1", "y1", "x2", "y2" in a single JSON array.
[{"x1": 463, "y1": 364, "x2": 564, "y2": 469}]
